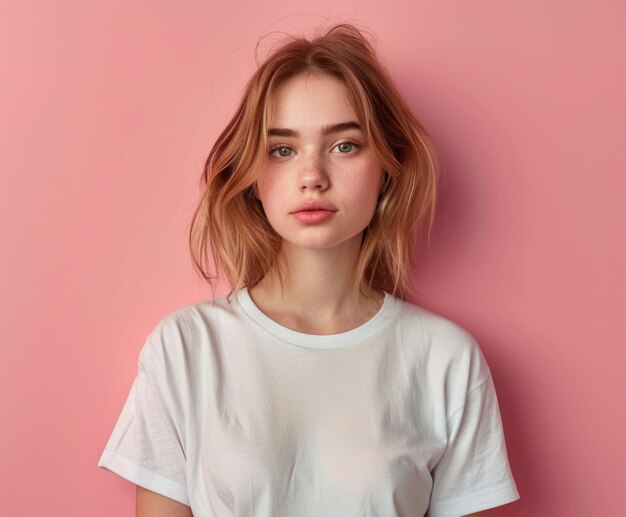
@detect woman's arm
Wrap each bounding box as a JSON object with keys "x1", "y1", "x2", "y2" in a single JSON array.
[{"x1": 136, "y1": 486, "x2": 193, "y2": 517}]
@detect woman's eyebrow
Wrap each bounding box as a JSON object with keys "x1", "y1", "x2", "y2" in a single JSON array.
[{"x1": 268, "y1": 121, "x2": 362, "y2": 138}]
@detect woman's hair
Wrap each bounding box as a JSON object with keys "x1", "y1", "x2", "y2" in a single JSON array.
[{"x1": 189, "y1": 23, "x2": 439, "y2": 302}]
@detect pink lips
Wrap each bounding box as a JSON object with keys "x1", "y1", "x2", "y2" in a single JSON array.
[
  {"x1": 291, "y1": 199, "x2": 337, "y2": 224},
  {"x1": 292, "y1": 210, "x2": 335, "y2": 224},
  {"x1": 291, "y1": 200, "x2": 337, "y2": 213}
]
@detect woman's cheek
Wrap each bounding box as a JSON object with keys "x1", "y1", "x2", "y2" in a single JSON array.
[{"x1": 257, "y1": 173, "x2": 280, "y2": 201}]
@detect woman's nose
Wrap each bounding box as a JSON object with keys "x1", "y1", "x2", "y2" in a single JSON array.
[{"x1": 298, "y1": 154, "x2": 329, "y2": 192}]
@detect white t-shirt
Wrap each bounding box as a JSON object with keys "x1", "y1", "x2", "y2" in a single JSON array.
[{"x1": 98, "y1": 287, "x2": 520, "y2": 516}]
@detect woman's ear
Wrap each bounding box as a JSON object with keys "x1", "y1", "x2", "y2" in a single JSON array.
[{"x1": 252, "y1": 182, "x2": 261, "y2": 201}]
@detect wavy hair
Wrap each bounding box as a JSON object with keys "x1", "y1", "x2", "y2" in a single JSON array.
[{"x1": 189, "y1": 23, "x2": 439, "y2": 302}]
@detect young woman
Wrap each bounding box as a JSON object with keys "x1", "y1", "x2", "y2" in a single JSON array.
[{"x1": 98, "y1": 23, "x2": 520, "y2": 517}]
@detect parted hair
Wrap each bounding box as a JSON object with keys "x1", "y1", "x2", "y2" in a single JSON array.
[{"x1": 189, "y1": 23, "x2": 439, "y2": 302}]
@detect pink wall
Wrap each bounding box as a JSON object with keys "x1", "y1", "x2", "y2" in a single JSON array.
[{"x1": 1, "y1": 1, "x2": 624, "y2": 515}]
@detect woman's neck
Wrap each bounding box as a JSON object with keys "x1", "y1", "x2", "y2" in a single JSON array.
[{"x1": 247, "y1": 239, "x2": 383, "y2": 335}]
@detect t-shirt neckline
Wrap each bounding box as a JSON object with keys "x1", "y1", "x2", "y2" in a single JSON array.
[{"x1": 235, "y1": 286, "x2": 397, "y2": 349}]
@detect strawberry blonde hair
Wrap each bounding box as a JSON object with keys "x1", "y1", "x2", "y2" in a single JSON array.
[{"x1": 189, "y1": 23, "x2": 439, "y2": 302}]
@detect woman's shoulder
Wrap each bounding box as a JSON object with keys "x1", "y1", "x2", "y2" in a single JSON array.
[
  {"x1": 394, "y1": 297, "x2": 479, "y2": 348},
  {"x1": 392, "y1": 297, "x2": 490, "y2": 385},
  {"x1": 139, "y1": 293, "x2": 235, "y2": 364}
]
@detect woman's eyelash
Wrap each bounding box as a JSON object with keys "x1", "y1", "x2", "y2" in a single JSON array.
[
  {"x1": 335, "y1": 139, "x2": 362, "y2": 151},
  {"x1": 268, "y1": 144, "x2": 291, "y2": 156},
  {"x1": 268, "y1": 139, "x2": 362, "y2": 156}
]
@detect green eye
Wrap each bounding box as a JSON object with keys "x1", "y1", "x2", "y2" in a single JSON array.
[
  {"x1": 270, "y1": 146, "x2": 293, "y2": 157},
  {"x1": 277, "y1": 147, "x2": 292, "y2": 157},
  {"x1": 337, "y1": 142, "x2": 354, "y2": 153}
]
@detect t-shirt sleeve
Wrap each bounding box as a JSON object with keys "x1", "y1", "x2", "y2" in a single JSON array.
[
  {"x1": 97, "y1": 335, "x2": 189, "y2": 506},
  {"x1": 427, "y1": 372, "x2": 520, "y2": 517}
]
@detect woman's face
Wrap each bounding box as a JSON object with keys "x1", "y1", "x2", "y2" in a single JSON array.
[{"x1": 253, "y1": 72, "x2": 384, "y2": 254}]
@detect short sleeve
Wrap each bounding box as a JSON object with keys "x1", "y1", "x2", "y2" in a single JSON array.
[
  {"x1": 427, "y1": 373, "x2": 520, "y2": 517},
  {"x1": 97, "y1": 337, "x2": 189, "y2": 506}
]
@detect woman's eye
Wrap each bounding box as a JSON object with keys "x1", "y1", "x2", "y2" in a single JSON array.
[
  {"x1": 336, "y1": 142, "x2": 360, "y2": 153},
  {"x1": 270, "y1": 146, "x2": 293, "y2": 157}
]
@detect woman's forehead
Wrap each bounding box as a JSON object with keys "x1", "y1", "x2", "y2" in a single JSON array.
[{"x1": 266, "y1": 73, "x2": 360, "y2": 130}]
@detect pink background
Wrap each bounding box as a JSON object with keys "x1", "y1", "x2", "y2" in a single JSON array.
[{"x1": 1, "y1": 1, "x2": 624, "y2": 516}]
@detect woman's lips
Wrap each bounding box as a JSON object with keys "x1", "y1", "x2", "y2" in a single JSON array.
[{"x1": 292, "y1": 210, "x2": 335, "y2": 224}]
